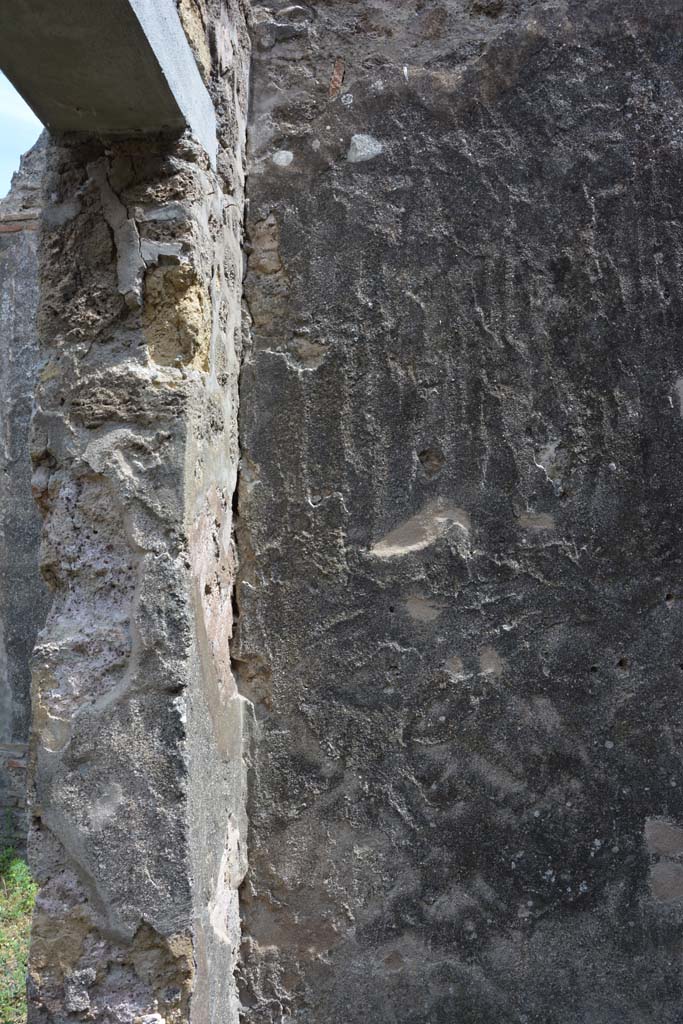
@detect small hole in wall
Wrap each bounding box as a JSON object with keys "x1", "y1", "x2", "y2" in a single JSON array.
[
  {"x1": 205, "y1": 583, "x2": 212, "y2": 595},
  {"x1": 418, "y1": 447, "x2": 445, "y2": 478},
  {"x1": 590, "y1": 665, "x2": 599, "y2": 674},
  {"x1": 666, "y1": 593, "x2": 675, "y2": 604},
  {"x1": 389, "y1": 605, "x2": 396, "y2": 613},
  {"x1": 617, "y1": 657, "x2": 629, "y2": 670}
]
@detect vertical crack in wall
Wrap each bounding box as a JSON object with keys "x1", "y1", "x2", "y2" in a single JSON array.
[{"x1": 228, "y1": 276, "x2": 260, "y2": 1014}]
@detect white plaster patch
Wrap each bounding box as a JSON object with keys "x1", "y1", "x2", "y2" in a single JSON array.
[
  {"x1": 645, "y1": 817, "x2": 683, "y2": 903},
  {"x1": 645, "y1": 817, "x2": 683, "y2": 857},
  {"x1": 288, "y1": 335, "x2": 328, "y2": 370},
  {"x1": 444, "y1": 655, "x2": 467, "y2": 680},
  {"x1": 530, "y1": 696, "x2": 561, "y2": 731},
  {"x1": 404, "y1": 594, "x2": 443, "y2": 623},
  {"x1": 371, "y1": 500, "x2": 470, "y2": 558},
  {"x1": 272, "y1": 150, "x2": 294, "y2": 167},
  {"x1": 649, "y1": 861, "x2": 683, "y2": 903},
  {"x1": 518, "y1": 511, "x2": 555, "y2": 531},
  {"x1": 674, "y1": 377, "x2": 683, "y2": 418},
  {"x1": 209, "y1": 861, "x2": 238, "y2": 944},
  {"x1": 209, "y1": 857, "x2": 235, "y2": 941},
  {"x1": 90, "y1": 782, "x2": 124, "y2": 830},
  {"x1": 209, "y1": 818, "x2": 244, "y2": 944},
  {"x1": 470, "y1": 753, "x2": 526, "y2": 795},
  {"x1": 535, "y1": 440, "x2": 559, "y2": 474},
  {"x1": 479, "y1": 647, "x2": 504, "y2": 677},
  {"x1": 36, "y1": 705, "x2": 71, "y2": 753},
  {"x1": 534, "y1": 440, "x2": 567, "y2": 487},
  {"x1": 347, "y1": 134, "x2": 384, "y2": 163}
]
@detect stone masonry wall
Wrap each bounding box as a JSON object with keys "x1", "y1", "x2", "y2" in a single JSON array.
[
  {"x1": 0, "y1": 138, "x2": 49, "y2": 851},
  {"x1": 26, "y1": 3, "x2": 251, "y2": 1020},
  {"x1": 5, "y1": 1, "x2": 683, "y2": 1020},
  {"x1": 236, "y1": 1, "x2": 683, "y2": 1021}
]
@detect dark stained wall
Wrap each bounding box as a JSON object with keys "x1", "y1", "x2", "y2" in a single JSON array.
[
  {"x1": 236, "y1": 2, "x2": 683, "y2": 1020},
  {"x1": 0, "y1": 138, "x2": 48, "y2": 850}
]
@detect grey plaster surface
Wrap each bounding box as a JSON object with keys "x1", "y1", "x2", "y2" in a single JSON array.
[
  {"x1": 0, "y1": 0, "x2": 217, "y2": 165},
  {"x1": 236, "y1": 1, "x2": 683, "y2": 1020},
  {"x1": 24, "y1": 1, "x2": 251, "y2": 1012}
]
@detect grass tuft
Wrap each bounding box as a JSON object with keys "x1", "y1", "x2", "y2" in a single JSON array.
[{"x1": 0, "y1": 847, "x2": 36, "y2": 1024}]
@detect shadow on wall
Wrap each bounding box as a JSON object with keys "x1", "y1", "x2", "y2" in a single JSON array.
[{"x1": 0, "y1": 130, "x2": 49, "y2": 852}]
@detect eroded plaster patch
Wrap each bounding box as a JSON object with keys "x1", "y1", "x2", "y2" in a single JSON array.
[
  {"x1": 371, "y1": 501, "x2": 470, "y2": 558},
  {"x1": 347, "y1": 134, "x2": 384, "y2": 163}
]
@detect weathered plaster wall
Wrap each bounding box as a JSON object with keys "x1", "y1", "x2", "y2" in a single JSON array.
[
  {"x1": 0, "y1": 138, "x2": 49, "y2": 850},
  {"x1": 7, "y1": 1, "x2": 683, "y2": 1019},
  {"x1": 26, "y1": 4, "x2": 251, "y2": 1020},
  {"x1": 236, "y1": 1, "x2": 683, "y2": 1020}
]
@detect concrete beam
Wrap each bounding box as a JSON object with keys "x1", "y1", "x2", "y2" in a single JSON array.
[{"x1": 0, "y1": 0, "x2": 217, "y2": 165}]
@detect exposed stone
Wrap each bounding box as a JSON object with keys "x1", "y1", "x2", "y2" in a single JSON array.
[
  {"x1": 178, "y1": 0, "x2": 214, "y2": 82},
  {"x1": 143, "y1": 263, "x2": 211, "y2": 369}
]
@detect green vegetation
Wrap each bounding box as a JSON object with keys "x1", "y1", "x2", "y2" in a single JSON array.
[{"x1": 0, "y1": 848, "x2": 36, "y2": 1024}]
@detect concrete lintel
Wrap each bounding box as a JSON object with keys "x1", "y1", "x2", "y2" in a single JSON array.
[{"x1": 0, "y1": 0, "x2": 217, "y2": 165}]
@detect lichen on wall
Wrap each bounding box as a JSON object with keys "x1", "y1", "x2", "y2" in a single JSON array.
[{"x1": 144, "y1": 263, "x2": 211, "y2": 371}]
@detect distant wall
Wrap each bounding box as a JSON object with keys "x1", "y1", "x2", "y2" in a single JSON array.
[{"x1": 0, "y1": 138, "x2": 48, "y2": 851}]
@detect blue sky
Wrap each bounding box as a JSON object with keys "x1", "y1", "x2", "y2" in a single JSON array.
[{"x1": 0, "y1": 72, "x2": 42, "y2": 198}]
